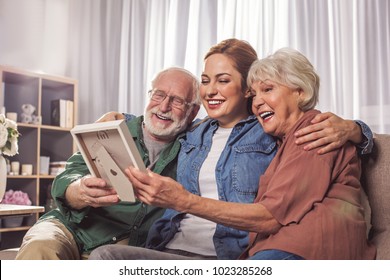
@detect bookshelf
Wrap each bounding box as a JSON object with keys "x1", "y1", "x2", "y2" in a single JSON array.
[{"x1": 0, "y1": 65, "x2": 78, "y2": 249}]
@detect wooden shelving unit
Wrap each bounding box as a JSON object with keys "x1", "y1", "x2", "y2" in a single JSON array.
[{"x1": 0, "y1": 65, "x2": 78, "y2": 249}]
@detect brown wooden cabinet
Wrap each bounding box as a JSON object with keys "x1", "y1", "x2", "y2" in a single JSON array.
[{"x1": 0, "y1": 65, "x2": 78, "y2": 249}]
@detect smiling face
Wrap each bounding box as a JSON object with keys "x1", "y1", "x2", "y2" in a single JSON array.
[
  {"x1": 251, "y1": 80, "x2": 305, "y2": 139},
  {"x1": 200, "y1": 54, "x2": 249, "y2": 128},
  {"x1": 144, "y1": 69, "x2": 199, "y2": 142}
]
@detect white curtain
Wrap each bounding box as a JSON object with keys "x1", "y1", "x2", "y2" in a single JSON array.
[{"x1": 0, "y1": 0, "x2": 389, "y2": 133}]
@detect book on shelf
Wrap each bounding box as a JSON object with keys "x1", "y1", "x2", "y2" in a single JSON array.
[
  {"x1": 65, "y1": 99, "x2": 74, "y2": 128},
  {"x1": 51, "y1": 99, "x2": 74, "y2": 128},
  {"x1": 39, "y1": 156, "x2": 50, "y2": 175}
]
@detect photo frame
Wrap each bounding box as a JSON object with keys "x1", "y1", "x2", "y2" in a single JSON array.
[{"x1": 70, "y1": 120, "x2": 146, "y2": 202}]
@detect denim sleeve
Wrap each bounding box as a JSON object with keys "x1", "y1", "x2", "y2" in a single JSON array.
[
  {"x1": 355, "y1": 120, "x2": 374, "y2": 155},
  {"x1": 123, "y1": 113, "x2": 136, "y2": 122}
]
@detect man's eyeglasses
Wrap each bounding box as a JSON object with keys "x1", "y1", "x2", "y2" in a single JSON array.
[{"x1": 148, "y1": 89, "x2": 193, "y2": 110}]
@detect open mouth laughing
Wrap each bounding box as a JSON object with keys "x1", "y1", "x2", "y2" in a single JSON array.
[
  {"x1": 259, "y1": 111, "x2": 274, "y2": 121},
  {"x1": 156, "y1": 113, "x2": 171, "y2": 120}
]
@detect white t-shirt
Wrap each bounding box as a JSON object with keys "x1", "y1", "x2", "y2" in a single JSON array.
[{"x1": 166, "y1": 126, "x2": 232, "y2": 256}]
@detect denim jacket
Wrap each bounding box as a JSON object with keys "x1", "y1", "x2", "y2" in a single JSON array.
[{"x1": 146, "y1": 115, "x2": 277, "y2": 259}]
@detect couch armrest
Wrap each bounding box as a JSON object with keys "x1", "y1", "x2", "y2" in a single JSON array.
[{"x1": 361, "y1": 133, "x2": 390, "y2": 260}]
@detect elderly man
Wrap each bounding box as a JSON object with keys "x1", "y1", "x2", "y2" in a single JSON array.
[{"x1": 16, "y1": 67, "x2": 200, "y2": 259}]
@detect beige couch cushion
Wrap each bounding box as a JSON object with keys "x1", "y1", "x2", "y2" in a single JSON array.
[{"x1": 361, "y1": 133, "x2": 390, "y2": 260}]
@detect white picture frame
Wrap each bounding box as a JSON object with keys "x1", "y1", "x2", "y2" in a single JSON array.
[{"x1": 70, "y1": 120, "x2": 146, "y2": 202}]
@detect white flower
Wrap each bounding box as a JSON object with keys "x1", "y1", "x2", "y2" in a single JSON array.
[
  {"x1": 0, "y1": 125, "x2": 7, "y2": 147},
  {"x1": 0, "y1": 114, "x2": 20, "y2": 157}
]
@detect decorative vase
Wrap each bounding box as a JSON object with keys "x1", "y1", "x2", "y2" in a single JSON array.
[
  {"x1": 0, "y1": 155, "x2": 7, "y2": 203},
  {"x1": 2, "y1": 216, "x2": 24, "y2": 227}
]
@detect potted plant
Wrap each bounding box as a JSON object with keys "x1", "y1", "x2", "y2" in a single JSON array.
[{"x1": 0, "y1": 113, "x2": 20, "y2": 203}]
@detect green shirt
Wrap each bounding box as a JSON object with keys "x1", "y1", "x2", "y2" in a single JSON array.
[{"x1": 41, "y1": 116, "x2": 182, "y2": 253}]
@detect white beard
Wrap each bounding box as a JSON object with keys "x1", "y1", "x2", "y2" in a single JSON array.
[{"x1": 143, "y1": 108, "x2": 190, "y2": 139}]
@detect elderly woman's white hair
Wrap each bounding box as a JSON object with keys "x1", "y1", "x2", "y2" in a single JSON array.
[{"x1": 247, "y1": 48, "x2": 320, "y2": 111}]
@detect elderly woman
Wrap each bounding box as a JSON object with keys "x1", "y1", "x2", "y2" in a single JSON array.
[{"x1": 240, "y1": 48, "x2": 376, "y2": 260}]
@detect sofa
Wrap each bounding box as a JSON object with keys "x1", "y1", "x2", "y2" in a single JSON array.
[
  {"x1": 360, "y1": 133, "x2": 390, "y2": 259},
  {"x1": 0, "y1": 133, "x2": 389, "y2": 260}
]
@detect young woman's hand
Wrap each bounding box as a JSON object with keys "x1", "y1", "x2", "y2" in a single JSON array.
[{"x1": 294, "y1": 112, "x2": 362, "y2": 154}]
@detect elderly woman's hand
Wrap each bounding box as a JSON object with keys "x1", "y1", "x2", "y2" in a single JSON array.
[{"x1": 294, "y1": 112, "x2": 362, "y2": 154}]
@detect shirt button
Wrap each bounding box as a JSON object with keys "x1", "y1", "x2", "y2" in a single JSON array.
[
  {"x1": 112, "y1": 237, "x2": 117, "y2": 241},
  {"x1": 133, "y1": 225, "x2": 138, "y2": 230}
]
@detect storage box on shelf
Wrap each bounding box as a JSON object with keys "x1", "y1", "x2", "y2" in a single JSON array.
[{"x1": 0, "y1": 65, "x2": 78, "y2": 249}]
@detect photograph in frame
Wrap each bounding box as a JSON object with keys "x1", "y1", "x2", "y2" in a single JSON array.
[{"x1": 70, "y1": 120, "x2": 146, "y2": 202}]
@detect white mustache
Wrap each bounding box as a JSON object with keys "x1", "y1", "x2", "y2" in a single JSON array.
[{"x1": 151, "y1": 109, "x2": 177, "y2": 122}]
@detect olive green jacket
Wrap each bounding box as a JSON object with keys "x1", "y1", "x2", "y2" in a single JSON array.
[{"x1": 41, "y1": 116, "x2": 181, "y2": 253}]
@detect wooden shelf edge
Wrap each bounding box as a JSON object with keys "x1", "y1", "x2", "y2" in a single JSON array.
[
  {"x1": 0, "y1": 226, "x2": 31, "y2": 233},
  {"x1": 17, "y1": 122, "x2": 72, "y2": 131}
]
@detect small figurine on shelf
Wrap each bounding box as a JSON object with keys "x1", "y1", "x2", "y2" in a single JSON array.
[{"x1": 20, "y1": 104, "x2": 41, "y2": 124}]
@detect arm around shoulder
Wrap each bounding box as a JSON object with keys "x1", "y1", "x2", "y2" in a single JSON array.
[{"x1": 354, "y1": 120, "x2": 374, "y2": 155}]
